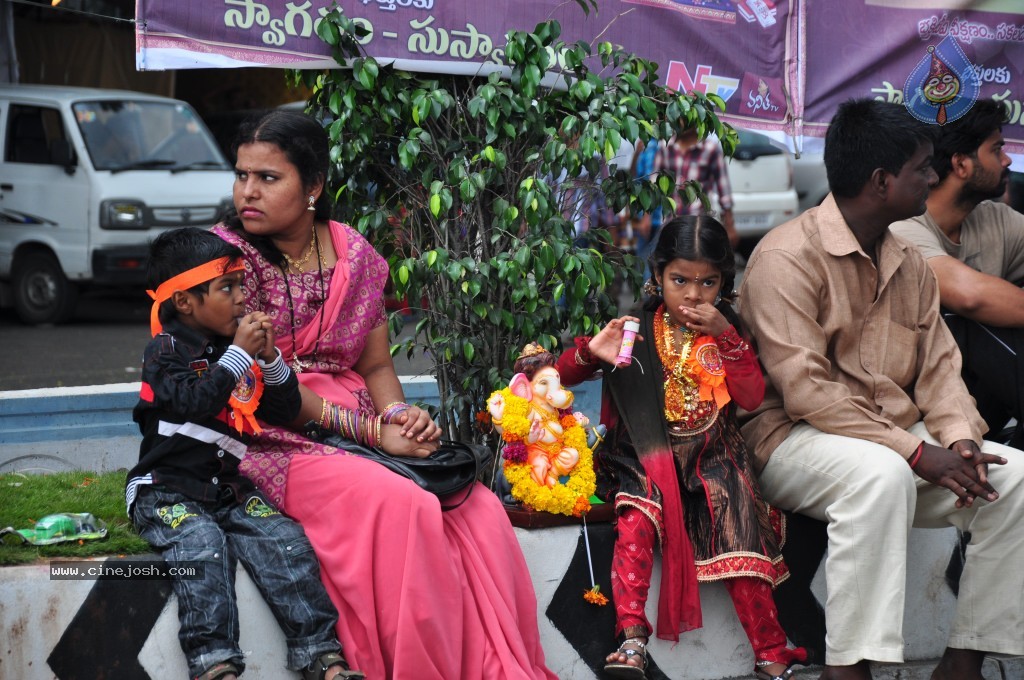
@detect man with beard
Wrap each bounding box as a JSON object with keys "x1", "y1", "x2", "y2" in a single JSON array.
[{"x1": 891, "y1": 99, "x2": 1024, "y2": 445}]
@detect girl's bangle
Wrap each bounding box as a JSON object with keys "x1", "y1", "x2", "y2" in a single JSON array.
[{"x1": 574, "y1": 337, "x2": 596, "y2": 365}]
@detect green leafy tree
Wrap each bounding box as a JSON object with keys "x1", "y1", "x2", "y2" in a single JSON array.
[{"x1": 292, "y1": 3, "x2": 735, "y2": 443}]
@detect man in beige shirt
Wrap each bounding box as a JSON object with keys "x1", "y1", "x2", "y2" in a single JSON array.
[
  {"x1": 739, "y1": 99, "x2": 1024, "y2": 680},
  {"x1": 890, "y1": 100, "x2": 1024, "y2": 446}
]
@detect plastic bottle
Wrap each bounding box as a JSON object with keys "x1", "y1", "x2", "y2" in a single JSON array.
[{"x1": 616, "y1": 320, "x2": 641, "y2": 365}]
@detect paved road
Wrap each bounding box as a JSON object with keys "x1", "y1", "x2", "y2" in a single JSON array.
[
  {"x1": 0, "y1": 290, "x2": 435, "y2": 392},
  {"x1": 0, "y1": 261, "x2": 745, "y2": 393},
  {"x1": 0, "y1": 290, "x2": 153, "y2": 391}
]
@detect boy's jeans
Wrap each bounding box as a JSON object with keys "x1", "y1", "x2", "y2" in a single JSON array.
[{"x1": 132, "y1": 485, "x2": 340, "y2": 678}]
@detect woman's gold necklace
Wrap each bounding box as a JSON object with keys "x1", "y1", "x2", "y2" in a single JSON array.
[
  {"x1": 281, "y1": 227, "x2": 326, "y2": 373},
  {"x1": 282, "y1": 223, "x2": 327, "y2": 273}
]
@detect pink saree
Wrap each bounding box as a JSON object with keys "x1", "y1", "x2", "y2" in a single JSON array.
[{"x1": 213, "y1": 222, "x2": 555, "y2": 680}]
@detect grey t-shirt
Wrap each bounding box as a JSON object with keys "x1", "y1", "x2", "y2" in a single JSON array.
[{"x1": 890, "y1": 201, "x2": 1024, "y2": 286}]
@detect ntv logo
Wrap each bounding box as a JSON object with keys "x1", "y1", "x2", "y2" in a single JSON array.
[{"x1": 665, "y1": 61, "x2": 739, "y2": 102}]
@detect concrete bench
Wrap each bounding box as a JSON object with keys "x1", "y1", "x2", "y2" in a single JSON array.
[{"x1": 1, "y1": 382, "x2": 1020, "y2": 679}]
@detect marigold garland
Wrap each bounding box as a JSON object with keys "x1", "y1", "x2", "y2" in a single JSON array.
[{"x1": 488, "y1": 388, "x2": 596, "y2": 517}]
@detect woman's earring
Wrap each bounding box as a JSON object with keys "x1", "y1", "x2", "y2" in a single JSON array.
[
  {"x1": 307, "y1": 195, "x2": 316, "y2": 212},
  {"x1": 642, "y1": 279, "x2": 662, "y2": 297}
]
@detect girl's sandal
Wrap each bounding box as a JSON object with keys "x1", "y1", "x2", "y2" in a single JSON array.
[
  {"x1": 754, "y1": 661, "x2": 797, "y2": 680},
  {"x1": 603, "y1": 637, "x2": 648, "y2": 679},
  {"x1": 301, "y1": 651, "x2": 366, "y2": 680}
]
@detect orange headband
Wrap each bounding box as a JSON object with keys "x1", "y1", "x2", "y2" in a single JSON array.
[{"x1": 146, "y1": 257, "x2": 245, "y2": 336}]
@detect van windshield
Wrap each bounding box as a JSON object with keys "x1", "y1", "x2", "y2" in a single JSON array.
[{"x1": 73, "y1": 100, "x2": 229, "y2": 172}]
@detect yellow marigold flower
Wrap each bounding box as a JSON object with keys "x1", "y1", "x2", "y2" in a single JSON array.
[{"x1": 502, "y1": 414, "x2": 531, "y2": 438}]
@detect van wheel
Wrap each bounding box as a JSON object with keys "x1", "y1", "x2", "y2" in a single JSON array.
[{"x1": 12, "y1": 252, "x2": 79, "y2": 324}]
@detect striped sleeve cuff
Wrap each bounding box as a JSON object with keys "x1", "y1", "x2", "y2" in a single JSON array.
[
  {"x1": 219, "y1": 345, "x2": 253, "y2": 379},
  {"x1": 257, "y1": 347, "x2": 291, "y2": 385}
]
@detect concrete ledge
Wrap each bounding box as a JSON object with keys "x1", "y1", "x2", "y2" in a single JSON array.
[
  {"x1": 4, "y1": 526, "x2": 1004, "y2": 680},
  {"x1": 1, "y1": 382, "x2": 1017, "y2": 679},
  {"x1": 0, "y1": 383, "x2": 140, "y2": 444}
]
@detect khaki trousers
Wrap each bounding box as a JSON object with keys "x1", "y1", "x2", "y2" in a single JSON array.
[{"x1": 759, "y1": 421, "x2": 1024, "y2": 666}]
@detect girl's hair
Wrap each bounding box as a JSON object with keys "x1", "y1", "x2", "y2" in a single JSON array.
[
  {"x1": 221, "y1": 109, "x2": 331, "y2": 267},
  {"x1": 645, "y1": 215, "x2": 743, "y2": 332}
]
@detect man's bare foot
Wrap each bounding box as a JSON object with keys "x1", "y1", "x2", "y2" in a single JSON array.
[
  {"x1": 931, "y1": 648, "x2": 985, "y2": 680},
  {"x1": 819, "y1": 660, "x2": 871, "y2": 680}
]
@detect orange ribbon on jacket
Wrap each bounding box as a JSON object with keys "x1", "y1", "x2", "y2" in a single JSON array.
[
  {"x1": 228, "y1": 363, "x2": 264, "y2": 435},
  {"x1": 146, "y1": 257, "x2": 245, "y2": 336}
]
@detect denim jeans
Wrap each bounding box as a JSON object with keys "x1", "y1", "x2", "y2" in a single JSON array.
[{"x1": 132, "y1": 485, "x2": 340, "y2": 678}]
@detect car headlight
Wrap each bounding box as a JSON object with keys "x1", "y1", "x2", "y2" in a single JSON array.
[{"x1": 100, "y1": 200, "x2": 146, "y2": 229}]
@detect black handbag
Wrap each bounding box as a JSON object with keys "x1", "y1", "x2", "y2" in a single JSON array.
[{"x1": 308, "y1": 429, "x2": 493, "y2": 510}]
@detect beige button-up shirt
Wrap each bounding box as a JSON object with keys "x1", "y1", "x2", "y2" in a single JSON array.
[{"x1": 738, "y1": 194, "x2": 986, "y2": 471}]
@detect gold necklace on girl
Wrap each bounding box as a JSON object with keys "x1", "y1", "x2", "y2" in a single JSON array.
[{"x1": 654, "y1": 308, "x2": 720, "y2": 433}]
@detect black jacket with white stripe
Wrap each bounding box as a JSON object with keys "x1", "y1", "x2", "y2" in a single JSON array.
[{"x1": 126, "y1": 318, "x2": 300, "y2": 512}]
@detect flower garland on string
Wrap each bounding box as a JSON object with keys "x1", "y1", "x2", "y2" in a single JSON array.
[{"x1": 489, "y1": 387, "x2": 596, "y2": 517}]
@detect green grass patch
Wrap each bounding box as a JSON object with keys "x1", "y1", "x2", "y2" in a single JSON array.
[{"x1": 0, "y1": 471, "x2": 151, "y2": 566}]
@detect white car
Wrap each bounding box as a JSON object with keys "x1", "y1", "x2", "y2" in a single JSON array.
[
  {"x1": 791, "y1": 149, "x2": 830, "y2": 213},
  {"x1": 728, "y1": 129, "x2": 800, "y2": 244},
  {"x1": 0, "y1": 85, "x2": 233, "y2": 324}
]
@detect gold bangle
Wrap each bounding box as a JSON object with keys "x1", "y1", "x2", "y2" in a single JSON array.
[
  {"x1": 374, "y1": 416, "x2": 383, "y2": 448},
  {"x1": 381, "y1": 401, "x2": 406, "y2": 412},
  {"x1": 318, "y1": 398, "x2": 329, "y2": 428}
]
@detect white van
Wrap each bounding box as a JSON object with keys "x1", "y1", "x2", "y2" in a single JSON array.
[{"x1": 0, "y1": 85, "x2": 235, "y2": 324}]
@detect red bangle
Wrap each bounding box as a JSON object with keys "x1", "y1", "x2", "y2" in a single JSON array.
[
  {"x1": 574, "y1": 337, "x2": 596, "y2": 366},
  {"x1": 908, "y1": 442, "x2": 924, "y2": 469}
]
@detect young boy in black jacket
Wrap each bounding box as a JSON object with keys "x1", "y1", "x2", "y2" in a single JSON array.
[{"x1": 126, "y1": 228, "x2": 362, "y2": 680}]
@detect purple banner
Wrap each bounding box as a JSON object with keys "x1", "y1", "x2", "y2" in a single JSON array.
[
  {"x1": 135, "y1": 0, "x2": 1024, "y2": 155},
  {"x1": 135, "y1": 0, "x2": 793, "y2": 125},
  {"x1": 804, "y1": 1, "x2": 1024, "y2": 152}
]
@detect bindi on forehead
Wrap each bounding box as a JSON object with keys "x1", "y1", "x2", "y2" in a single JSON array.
[{"x1": 666, "y1": 260, "x2": 718, "y2": 282}]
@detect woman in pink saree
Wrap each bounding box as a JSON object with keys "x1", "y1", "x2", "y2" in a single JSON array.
[{"x1": 212, "y1": 110, "x2": 555, "y2": 680}]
